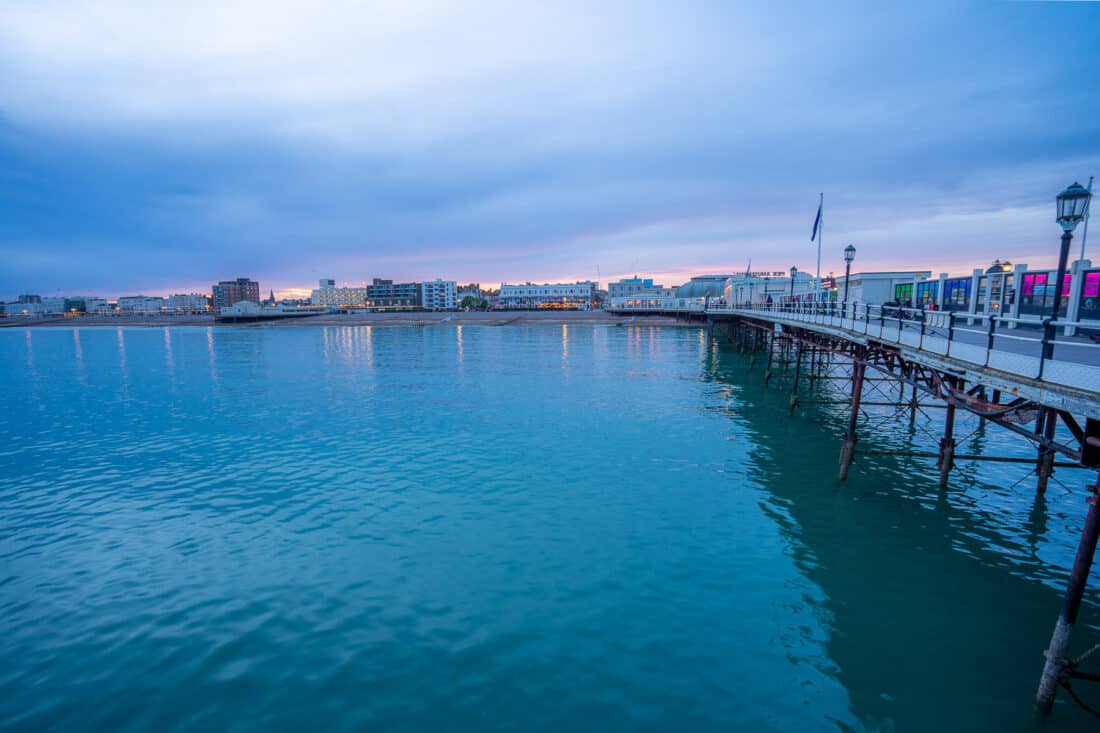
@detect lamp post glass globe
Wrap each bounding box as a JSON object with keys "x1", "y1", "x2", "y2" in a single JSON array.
[
  {"x1": 1057, "y1": 182, "x2": 1091, "y2": 233},
  {"x1": 844, "y1": 243, "x2": 856, "y2": 265}
]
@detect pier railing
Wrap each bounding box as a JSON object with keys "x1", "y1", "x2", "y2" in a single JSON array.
[{"x1": 610, "y1": 299, "x2": 1100, "y2": 393}]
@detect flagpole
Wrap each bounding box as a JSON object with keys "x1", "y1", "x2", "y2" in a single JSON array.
[
  {"x1": 816, "y1": 192, "x2": 823, "y2": 300},
  {"x1": 1078, "y1": 176, "x2": 1094, "y2": 264}
]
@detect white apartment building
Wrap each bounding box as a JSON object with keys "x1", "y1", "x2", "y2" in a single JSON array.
[
  {"x1": 421, "y1": 280, "x2": 457, "y2": 310},
  {"x1": 84, "y1": 297, "x2": 111, "y2": 314},
  {"x1": 607, "y1": 277, "x2": 671, "y2": 299},
  {"x1": 498, "y1": 281, "x2": 596, "y2": 309},
  {"x1": 4, "y1": 301, "x2": 44, "y2": 315},
  {"x1": 117, "y1": 296, "x2": 165, "y2": 313},
  {"x1": 311, "y1": 279, "x2": 370, "y2": 307},
  {"x1": 168, "y1": 293, "x2": 208, "y2": 313},
  {"x1": 41, "y1": 297, "x2": 66, "y2": 314}
]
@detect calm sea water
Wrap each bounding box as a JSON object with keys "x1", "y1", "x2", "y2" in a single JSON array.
[{"x1": 2, "y1": 324, "x2": 1099, "y2": 732}]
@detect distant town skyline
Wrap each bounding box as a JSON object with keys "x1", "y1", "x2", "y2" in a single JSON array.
[
  {"x1": 0, "y1": 244, "x2": 1091, "y2": 304},
  {"x1": 1, "y1": 2, "x2": 1097, "y2": 300}
]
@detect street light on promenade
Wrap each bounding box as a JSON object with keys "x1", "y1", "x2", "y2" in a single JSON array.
[
  {"x1": 843, "y1": 243, "x2": 856, "y2": 313},
  {"x1": 1044, "y1": 182, "x2": 1092, "y2": 359},
  {"x1": 789, "y1": 265, "x2": 797, "y2": 300}
]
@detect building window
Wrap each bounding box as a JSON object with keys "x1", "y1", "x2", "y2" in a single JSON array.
[
  {"x1": 1078, "y1": 270, "x2": 1100, "y2": 322},
  {"x1": 943, "y1": 277, "x2": 971, "y2": 311},
  {"x1": 1020, "y1": 272, "x2": 1071, "y2": 316},
  {"x1": 916, "y1": 281, "x2": 937, "y2": 305}
]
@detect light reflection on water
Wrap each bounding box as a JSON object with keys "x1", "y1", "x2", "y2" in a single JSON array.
[{"x1": 0, "y1": 324, "x2": 1097, "y2": 731}]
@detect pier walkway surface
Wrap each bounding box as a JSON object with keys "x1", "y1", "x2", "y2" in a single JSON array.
[{"x1": 613, "y1": 300, "x2": 1100, "y2": 414}]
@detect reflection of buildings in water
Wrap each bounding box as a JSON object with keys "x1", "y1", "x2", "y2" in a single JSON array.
[
  {"x1": 116, "y1": 327, "x2": 130, "y2": 396},
  {"x1": 164, "y1": 327, "x2": 175, "y2": 376},
  {"x1": 323, "y1": 326, "x2": 377, "y2": 366},
  {"x1": 206, "y1": 327, "x2": 218, "y2": 384},
  {"x1": 116, "y1": 327, "x2": 127, "y2": 373},
  {"x1": 72, "y1": 329, "x2": 87, "y2": 385}
]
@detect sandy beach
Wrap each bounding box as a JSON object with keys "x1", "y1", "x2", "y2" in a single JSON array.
[{"x1": 0, "y1": 310, "x2": 699, "y2": 329}]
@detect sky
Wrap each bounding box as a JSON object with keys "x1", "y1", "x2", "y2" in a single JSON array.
[{"x1": 1, "y1": 1, "x2": 1099, "y2": 300}]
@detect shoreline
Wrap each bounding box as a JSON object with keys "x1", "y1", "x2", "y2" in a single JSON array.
[{"x1": 0, "y1": 310, "x2": 700, "y2": 329}]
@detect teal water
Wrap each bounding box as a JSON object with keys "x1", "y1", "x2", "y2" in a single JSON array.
[{"x1": 1, "y1": 324, "x2": 1098, "y2": 731}]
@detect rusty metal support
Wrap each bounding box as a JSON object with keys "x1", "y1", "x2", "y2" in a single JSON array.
[
  {"x1": 1037, "y1": 479, "x2": 1100, "y2": 711},
  {"x1": 790, "y1": 341, "x2": 802, "y2": 416},
  {"x1": 764, "y1": 329, "x2": 774, "y2": 385},
  {"x1": 1038, "y1": 409, "x2": 1057, "y2": 495},
  {"x1": 839, "y1": 355, "x2": 865, "y2": 481},
  {"x1": 938, "y1": 378, "x2": 957, "y2": 488},
  {"x1": 909, "y1": 382, "x2": 919, "y2": 426}
]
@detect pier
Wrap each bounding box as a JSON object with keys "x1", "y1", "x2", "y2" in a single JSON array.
[{"x1": 612, "y1": 298, "x2": 1100, "y2": 715}]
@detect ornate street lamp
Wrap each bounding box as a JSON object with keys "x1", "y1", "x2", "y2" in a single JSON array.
[
  {"x1": 789, "y1": 265, "x2": 797, "y2": 299},
  {"x1": 1037, "y1": 180, "x2": 1098, "y2": 711},
  {"x1": 842, "y1": 243, "x2": 856, "y2": 312},
  {"x1": 1043, "y1": 182, "x2": 1092, "y2": 358}
]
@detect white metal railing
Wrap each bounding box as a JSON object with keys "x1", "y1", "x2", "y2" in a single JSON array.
[{"x1": 608, "y1": 299, "x2": 1100, "y2": 393}]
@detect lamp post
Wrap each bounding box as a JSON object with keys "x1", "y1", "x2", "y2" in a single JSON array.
[
  {"x1": 789, "y1": 265, "x2": 797, "y2": 301},
  {"x1": 1036, "y1": 181, "x2": 1099, "y2": 711},
  {"x1": 843, "y1": 243, "x2": 856, "y2": 314},
  {"x1": 1043, "y1": 182, "x2": 1092, "y2": 360}
]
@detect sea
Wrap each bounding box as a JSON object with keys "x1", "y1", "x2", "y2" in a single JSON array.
[{"x1": 1, "y1": 323, "x2": 1098, "y2": 731}]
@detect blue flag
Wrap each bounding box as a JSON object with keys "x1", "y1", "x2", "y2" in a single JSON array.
[{"x1": 810, "y1": 201, "x2": 822, "y2": 242}]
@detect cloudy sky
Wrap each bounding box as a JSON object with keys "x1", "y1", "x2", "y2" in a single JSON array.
[{"x1": 1, "y1": 1, "x2": 1098, "y2": 298}]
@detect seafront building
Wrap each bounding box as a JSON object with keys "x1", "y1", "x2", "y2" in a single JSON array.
[
  {"x1": 117, "y1": 296, "x2": 166, "y2": 313},
  {"x1": 832, "y1": 271, "x2": 934, "y2": 306},
  {"x1": 311, "y1": 279, "x2": 370, "y2": 308},
  {"x1": 420, "y1": 280, "x2": 457, "y2": 310},
  {"x1": 724, "y1": 271, "x2": 819, "y2": 306},
  {"x1": 59, "y1": 297, "x2": 111, "y2": 314},
  {"x1": 168, "y1": 293, "x2": 209, "y2": 313},
  {"x1": 366, "y1": 279, "x2": 420, "y2": 308},
  {"x1": 212, "y1": 278, "x2": 260, "y2": 310},
  {"x1": 456, "y1": 283, "x2": 491, "y2": 304},
  {"x1": 607, "y1": 277, "x2": 675, "y2": 299},
  {"x1": 84, "y1": 297, "x2": 111, "y2": 314},
  {"x1": 457, "y1": 283, "x2": 486, "y2": 298},
  {"x1": 498, "y1": 281, "x2": 597, "y2": 309}
]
